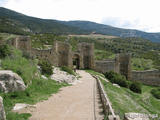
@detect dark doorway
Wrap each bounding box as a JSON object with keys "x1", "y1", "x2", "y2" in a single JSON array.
[{"x1": 73, "y1": 54, "x2": 80, "y2": 69}]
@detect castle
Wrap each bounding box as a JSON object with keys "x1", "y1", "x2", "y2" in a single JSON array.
[{"x1": 7, "y1": 36, "x2": 160, "y2": 86}]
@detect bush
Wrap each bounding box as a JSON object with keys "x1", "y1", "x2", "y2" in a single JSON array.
[
  {"x1": 151, "y1": 88, "x2": 160, "y2": 99},
  {"x1": 104, "y1": 71, "x2": 128, "y2": 88},
  {"x1": 0, "y1": 44, "x2": 11, "y2": 58},
  {"x1": 61, "y1": 66, "x2": 76, "y2": 76},
  {"x1": 129, "y1": 82, "x2": 142, "y2": 93},
  {"x1": 38, "y1": 60, "x2": 53, "y2": 76}
]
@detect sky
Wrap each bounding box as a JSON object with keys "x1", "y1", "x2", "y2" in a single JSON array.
[{"x1": 0, "y1": 0, "x2": 160, "y2": 33}]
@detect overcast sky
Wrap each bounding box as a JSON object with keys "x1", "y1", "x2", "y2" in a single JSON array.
[{"x1": 0, "y1": 0, "x2": 160, "y2": 33}]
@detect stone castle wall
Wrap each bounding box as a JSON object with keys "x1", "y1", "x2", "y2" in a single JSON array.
[
  {"x1": 55, "y1": 41, "x2": 73, "y2": 68},
  {"x1": 117, "y1": 53, "x2": 132, "y2": 80},
  {"x1": 132, "y1": 70, "x2": 160, "y2": 86},
  {"x1": 95, "y1": 60, "x2": 116, "y2": 73},
  {"x1": 7, "y1": 36, "x2": 160, "y2": 86},
  {"x1": 11, "y1": 36, "x2": 32, "y2": 53},
  {"x1": 9, "y1": 36, "x2": 95, "y2": 69}
]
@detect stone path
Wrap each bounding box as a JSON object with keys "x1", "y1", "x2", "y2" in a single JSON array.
[{"x1": 22, "y1": 70, "x2": 104, "y2": 120}]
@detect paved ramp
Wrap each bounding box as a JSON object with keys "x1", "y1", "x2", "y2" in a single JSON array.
[{"x1": 28, "y1": 70, "x2": 103, "y2": 120}]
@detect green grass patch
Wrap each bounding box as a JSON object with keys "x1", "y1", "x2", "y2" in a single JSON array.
[
  {"x1": 85, "y1": 69, "x2": 105, "y2": 78},
  {"x1": 87, "y1": 70, "x2": 160, "y2": 119},
  {"x1": 61, "y1": 66, "x2": 76, "y2": 76},
  {"x1": 101, "y1": 80, "x2": 160, "y2": 119},
  {"x1": 1, "y1": 48, "x2": 37, "y2": 85},
  {"x1": 1, "y1": 78, "x2": 68, "y2": 120}
]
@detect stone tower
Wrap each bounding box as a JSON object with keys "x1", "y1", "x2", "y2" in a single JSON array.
[
  {"x1": 54, "y1": 41, "x2": 72, "y2": 68},
  {"x1": 12, "y1": 36, "x2": 31, "y2": 53},
  {"x1": 117, "y1": 53, "x2": 132, "y2": 80},
  {"x1": 78, "y1": 43, "x2": 95, "y2": 69}
]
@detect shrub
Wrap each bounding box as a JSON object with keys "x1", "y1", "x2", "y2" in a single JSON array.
[
  {"x1": 129, "y1": 82, "x2": 142, "y2": 93},
  {"x1": 0, "y1": 44, "x2": 11, "y2": 58},
  {"x1": 104, "y1": 71, "x2": 128, "y2": 88},
  {"x1": 151, "y1": 88, "x2": 160, "y2": 99},
  {"x1": 61, "y1": 66, "x2": 76, "y2": 76},
  {"x1": 38, "y1": 60, "x2": 53, "y2": 76}
]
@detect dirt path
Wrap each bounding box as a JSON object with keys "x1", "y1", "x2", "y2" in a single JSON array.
[{"x1": 23, "y1": 70, "x2": 103, "y2": 120}]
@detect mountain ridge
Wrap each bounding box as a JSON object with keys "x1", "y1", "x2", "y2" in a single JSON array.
[{"x1": 0, "y1": 7, "x2": 160, "y2": 42}]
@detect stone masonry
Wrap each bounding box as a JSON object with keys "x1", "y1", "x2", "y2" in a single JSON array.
[{"x1": 6, "y1": 36, "x2": 160, "y2": 84}]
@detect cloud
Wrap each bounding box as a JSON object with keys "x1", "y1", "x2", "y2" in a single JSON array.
[
  {"x1": 0, "y1": 0, "x2": 7, "y2": 6},
  {"x1": 2, "y1": 0, "x2": 160, "y2": 32}
]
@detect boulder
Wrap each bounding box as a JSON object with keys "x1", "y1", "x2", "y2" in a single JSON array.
[
  {"x1": 41, "y1": 75, "x2": 48, "y2": 80},
  {"x1": 124, "y1": 113, "x2": 150, "y2": 120},
  {"x1": 12, "y1": 103, "x2": 36, "y2": 112},
  {"x1": 0, "y1": 96, "x2": 6, "y2": 120},
  {"x1": 51, "y1": 67, "x2": 77, "y2": 84},
  {"x1": 0, "y1": 70, "x2": 26, "y2": 93}
]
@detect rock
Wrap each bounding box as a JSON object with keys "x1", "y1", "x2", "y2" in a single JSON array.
[
  {"x1": 51, "y1": 67, "x2": 77, "y2": 84},
  {"x1": 113, "y1": 84, "x2": 120, "y2": 88},
  {"x1": 0, "y1": 96, "x2": 6, "y2": 120},
  {"x1": 108, "y1": 115, "x2": 120, "y2": 120},
  {"x1": 41, "y1": 75, "x2": 48, "y2": 80},
  {"x1": 124, "y1": 113, "x2": 150, "y2": 120},
  {"x1": 0, "y1": 70, "x2": 26, "y2": 93},
  {"x1": 12, "y1": 103, "x2": 36, "y2": 112}
]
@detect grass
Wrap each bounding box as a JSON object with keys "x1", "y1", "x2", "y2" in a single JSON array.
[
  {"x1": 0, "y1": 47, "x2": 68, "y2": 120},
  {"x1": 61, "y1": 66, "x2": 76, "y2": 76},
  {"x1": 1, "y1": 48, "x2": 37, "y2": 85},
  {"x1": 101, "y1": 80, "x2": 160, "y2": 119},
  {"x1": 85, "y1": 69, "x2": 105, "y2": 78},
  {"x1": 1, "y1": 78, "x2": 68, "y2": 120},
  {"x1": 87, "y1": 70, "x2": 160, "y2": 120}
]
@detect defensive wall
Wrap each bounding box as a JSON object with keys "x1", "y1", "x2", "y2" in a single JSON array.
[{"x1": 5, "y1": 36, "x2": 160, "y2": 85}]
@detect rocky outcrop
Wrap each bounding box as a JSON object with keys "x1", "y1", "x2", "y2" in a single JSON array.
[
  {"x1": 51, "y1": 67, "x2": 78, "y2": 84},
  {"x1": 0, "y1": 70, "x2": 26, "y2": 93},
  {"x1": 124, "y1": 113, "x2": 150, "y2": 120},
  {"x1": 0, "y1": 96, "x2": 6, "y2": 120}
]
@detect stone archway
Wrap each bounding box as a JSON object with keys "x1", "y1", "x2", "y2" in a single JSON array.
[{"x1": 73, "y1": 54, "x2": 80, "y2": 69}]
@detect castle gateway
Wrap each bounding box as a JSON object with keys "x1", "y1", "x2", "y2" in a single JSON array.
[{"x1": 9, "y1": 36, "x2": 160, "y2": 86}]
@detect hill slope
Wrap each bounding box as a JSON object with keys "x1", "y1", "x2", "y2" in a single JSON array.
[
  {"x1": 0, "y1": 7, "x2": 160, "y2": 42},
  {"x1": 0, "y1": 7, "x2": 88, "y2": 35},
  {"x1": 62, "y1": 21, "x2": 160, "y2": 43}
]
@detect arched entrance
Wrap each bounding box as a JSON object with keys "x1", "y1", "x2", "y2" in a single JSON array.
[{"x1": 73, "y1": 54, "x2": 80, "y2": 69}]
